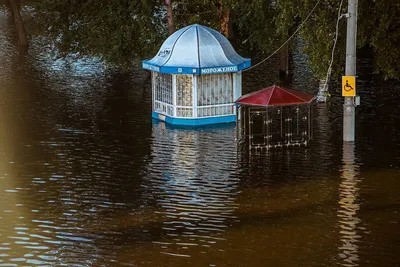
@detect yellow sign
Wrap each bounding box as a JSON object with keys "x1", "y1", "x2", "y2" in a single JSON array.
[{"x1": 342, "y1": 76, "x2": 356, "y2": 96}]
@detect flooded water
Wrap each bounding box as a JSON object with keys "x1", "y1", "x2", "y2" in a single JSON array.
[{"x1": 1, "y1": 9, "x2": 400, "y2": 267}]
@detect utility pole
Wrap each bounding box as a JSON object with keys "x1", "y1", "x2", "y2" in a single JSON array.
[{"x1": 343, "y1": 0, "x2": 358, "y2": 142}]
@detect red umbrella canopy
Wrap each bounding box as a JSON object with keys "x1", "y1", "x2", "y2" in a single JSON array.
[{"x1": 235, "y1": 85, "x2": 315, "y2": 106}]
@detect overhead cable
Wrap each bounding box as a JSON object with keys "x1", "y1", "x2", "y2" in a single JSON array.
[{"x1": 243, "y1": 0, "x2": 322, "y2": 72}]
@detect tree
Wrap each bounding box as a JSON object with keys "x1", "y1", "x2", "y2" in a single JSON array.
[
  {"x1": 359, "y1": 0, "x2": 400, "y2": 79},
  {"x1": 22, "y1": 0, "x2": 400, "y2": 78},
  {"x1": 172, "y1": 0, "x2": 237, "y2": 38},
  {"x1": 234, "y1": 0, "x2": 400, "y2": 79},
  {"x1": 216, "y1": 0, "x2": 230, "y2": 37},
  {"x1": 163, "y1": 0, "x2": 175, "y2": 35},
  {"x1": 230, "y1": 0, "x2": 345, "y2": 78},
  {"x1": 30, "y1": 0, "x2": 166, "y2": 68}
]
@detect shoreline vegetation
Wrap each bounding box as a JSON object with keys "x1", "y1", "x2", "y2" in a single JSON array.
[{"x1": 1, "y1": 0, "x2": 399, "y2": 80}]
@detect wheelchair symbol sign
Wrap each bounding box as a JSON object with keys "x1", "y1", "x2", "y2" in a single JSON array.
[{"x1": 342, "y1": 76, "x2": 356, "y2": 96}]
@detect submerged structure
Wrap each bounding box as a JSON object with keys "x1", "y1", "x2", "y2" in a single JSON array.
[
  {"x1": 235, "y1": 85, "x2": 315, "y2": 149},
  {"x1": 142, "y1": 24, "x2": 251, "y2": 126}
]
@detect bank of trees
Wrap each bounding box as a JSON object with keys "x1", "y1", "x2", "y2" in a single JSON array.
[{"x1": 4, "y1": 0, "x2": 400, "y2": 79}]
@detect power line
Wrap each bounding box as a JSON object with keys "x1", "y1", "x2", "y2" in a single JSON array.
[
  {"x1": 321, "y1": 0, "x2": 345, "y2": 93},
  {"x1": 243, "y1": 0, "x2": 322, "y2": 72}
]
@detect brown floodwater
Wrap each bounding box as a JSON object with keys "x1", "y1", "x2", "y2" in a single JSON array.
[{"x1": 1, "y1": 9, "x2": 400, "y2": 267}]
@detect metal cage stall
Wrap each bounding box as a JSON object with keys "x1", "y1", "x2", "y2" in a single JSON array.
[
  {"x1": 235, "y1": 85, "x2": 315, "y2": 150},
  {"x1": 237, "y1": 104, "x2": 313, "y2": 149}
]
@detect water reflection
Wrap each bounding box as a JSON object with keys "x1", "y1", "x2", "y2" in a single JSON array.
[
  {"x1": 0, "y1": 16, "x2": 151, "y2": 263},
  {"x1": 144, "y1": 121, "x2": 240, "y2": 257},
  {"x1": 338, "y1": 142, "x2": 362, "y2": 266},
  {"x1": 314, "y1": 102, "x2": 341, "y2": 172}
]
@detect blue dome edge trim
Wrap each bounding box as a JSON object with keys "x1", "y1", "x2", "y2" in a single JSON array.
[{"x1": 142, "y1": 59, "x2": 251, "y2": 74}]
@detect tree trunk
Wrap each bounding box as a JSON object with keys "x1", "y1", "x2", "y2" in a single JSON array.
[
  {"x1": 164, "y1": 0, "x2": 175, "y2": 35},
  {"x1": 8, "y1": 0, "x2": 28, "y2": 48},
  {"x1": 227, "y1": 12, "x2": 234, "y2": 39},
  {"x1": 279, "y1": 45, "x2": 289, "y2": 78},
  {"x1": 217, "y1": 1, "x2": 230, "y2": 37}
]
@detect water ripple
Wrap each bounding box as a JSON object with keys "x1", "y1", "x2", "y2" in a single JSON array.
[
  {"x1": 143, "y1": 122, "x2": 239, "y2": 255},
  {"x1": 338, "y1": 143, "x2": 362, "y2": 267}
]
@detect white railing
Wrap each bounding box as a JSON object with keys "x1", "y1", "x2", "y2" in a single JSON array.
[
  {"x1": 155, "y1": 101, "x2": 234, "y2": 119},
  {"x1": 176, "y1": 106, "x2": 193, "y2": 117},
  {"x1": 154, "y1": 101, "x2": 174, "y2": 117},
  {"x1": 197, "y1": 104, "x2": 234, "y2": 117}
]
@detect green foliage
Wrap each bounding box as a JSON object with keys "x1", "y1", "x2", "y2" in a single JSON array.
[
  {"x1": 233, "y1": 0, "x2": 278, "y2": 51},
  {"x1": 296, "y1": 0, "x2": 348, "y2": 78},
  {"x1": 30, "y1": 0, "x2": 165, "y2": 69},
  {"x1": 229, "y1": 0, "x2": 348, "y2": 78},
  {"x1": 173, "y1": 0, "x2": 220, "y2": 29},
  {"x1": 25, "y1": 0, "x2": 400, "y2": 78},
  {"x1": 298, "y1": 0, "x2": 400, "y2": 79},
  {"x1": 360, "y1": 0, "x2": 400, "y2": 79},
  {"x1": 173, "y1": 0, "x2": 237, "y2": 30},
  {"x1": 245, "y1": 0, "x2": 400, "y2": 79}
]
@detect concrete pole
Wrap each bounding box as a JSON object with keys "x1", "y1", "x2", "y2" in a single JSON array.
[{"x1": 343, "y1": 0, "x2": 358, "y2": 142}]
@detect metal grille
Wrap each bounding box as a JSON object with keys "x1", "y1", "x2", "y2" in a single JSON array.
[
  {"x1": 238, "y1": 105, "x2": 313, "y2": 150},
  {"x1": 176, "y1": 107, "x2": 193, "y2": 117},
  {"x1": 153, "y1": 72, "x2": 173, "y2": 116},
  {"x1": 197, "y1": 105, "x2": 233, "y2": 117},
  {"x1": 176, "y1": 75, "x2": 193, "y2": 117},
  {"x1": 197, "y1": 73, "x2": 234, "y2": 117}
]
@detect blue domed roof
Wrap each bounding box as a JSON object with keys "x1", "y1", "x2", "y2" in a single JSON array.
[{"x1": 142, "y1": 24, "x2": 251, "y2": 75}]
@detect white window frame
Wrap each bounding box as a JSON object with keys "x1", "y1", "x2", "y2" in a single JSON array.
[
  {"x1": 153, "y1": 72, "x2": 173, "y2": 117},
  {"x1": 196, "y1": 73, "x2": 235, "y2": 118},
  {"x1": 175, "y1": 74, "x2": 194, "y2": 118}
]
